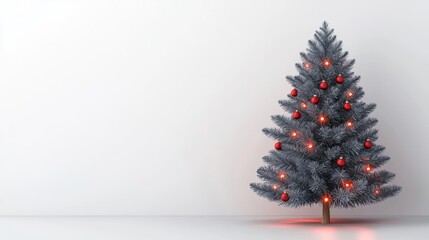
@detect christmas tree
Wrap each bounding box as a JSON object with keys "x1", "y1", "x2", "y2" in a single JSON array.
[{"x1": 250, "y1": 22, "x2": 401, "y2": 224}]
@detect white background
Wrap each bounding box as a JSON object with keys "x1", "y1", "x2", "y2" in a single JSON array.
[{"x1": 0, "y1": 0, "x2": 427, "y2": 216}]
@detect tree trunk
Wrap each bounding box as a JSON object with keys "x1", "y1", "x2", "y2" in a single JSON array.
[{"x1": 322, "y1": 202, "x2": 330, "y2": 224}]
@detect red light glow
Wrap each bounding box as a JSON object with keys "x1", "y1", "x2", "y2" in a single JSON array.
[
  {"x1": 301, "y1": 102, "x2": 308, "y2": 109},
  {"x1": 365, "y1": 165, "x2": 373, "y2": 173},
  {"x1": 272, "y1": 184, "x2": 278, "y2": 190},
  {"x1": 290, "y1": 131, "x2": 298, "y2": 139},
  {"x1": 346, "y1": 120, "x2": 354, "y2": 128},
  {"x1": 318, "y1": 114, "x2": 328, "y2": 124},
  {"x1": 343, "y1": 180, "x2": 354, "y2": 189},
  {"x1": 347, "y1": 90, "x2": 354, "y2": 98},
  {"x1": 322, "y1": 195, "x2": 331, "y2": 203},
  {"x1": 307, "y1": 142, "x2": 314, "y2": 150},
  {"x1": 323, "y1": 59, "x2": 331, "y2": 68},
  {"x1": 304, "y1": 62, "x2": 311, "y2": 70},
  {"x1": 279, "y1": 172, "x2": 287, "y2": 180},
  {"x1": 374, "y1": 188, "x2": 381, "y2": 195}
]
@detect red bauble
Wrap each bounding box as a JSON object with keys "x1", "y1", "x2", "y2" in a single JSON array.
[
  {"x1": 337, "y1": 157, "x2": 346, "y2": 167},
  {"x1": 336, "y1": 74, "x2": 344, "y2": 84},
  {"x1": 274, "y1": 141, "x2": 282, "y2": 150},
  {"x1": 281, "y1": 192, "x2": 289, "y2": 202},
  {"x1": 343, "y1": 101, "x2": 351, "y2": 111},
  {"x1": 364, "y1": 139, "x2": 373, "y2": 149},
  {"x1": 291, "y1": 88, "x2": 298, "y2": 97},
  {"x1": 311, "y1": 95, "x2": 320, "y2": 105},
  {"x1": 292, "y1": 110, "x2": 301, "y2": 119},
  {"x1": 320, "y1": 80, "x2": 328, "y2": 90}
]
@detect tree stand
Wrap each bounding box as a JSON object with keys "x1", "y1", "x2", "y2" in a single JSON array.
[{"x1": 322, "y1": 202, "x2": 330, "y2": 224}]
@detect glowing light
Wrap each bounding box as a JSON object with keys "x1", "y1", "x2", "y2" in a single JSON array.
[
  {"x1": 322, "y1": 195, "x2": 331, "y2": 203},
  {"x1": 307, "y1": 142, "x2": 314, "y2": 150},
  {"x1": 347, "y1": 90, "x2": 354, "y2": 98},
  {"x1": 301, "y1": 102, "x2": 308, "y2": 109},
  {"x1": 343, "y1": 180, "x2": 353, "y2": 189},
  {"x1": 318, "y1": 114, "x2": 328, "y2": 124},
  {"x1": 304, "y1": 62, "x2": 311, "y2": 70},
  {"x1": 374, "y1": 188, "x2": 381, "y2": 195},
  {"x1": 365, "y1": 165, "x2": 373, "y2": 173},
  {"x1": 346, "y1": 120, "x2": 354, "y2": 128},
  {"x1": 290, "y1": 131, "x2": 298, "y2": 138},
  {"x1": 279, "y1": 172, "x2": 287, "y2": 180},
  {"x1": 272, "y1": 184, "x2": 278, "y2": 190},
  {"x1": 322, "y1": 58, "x2": 331, "y2": 68}
]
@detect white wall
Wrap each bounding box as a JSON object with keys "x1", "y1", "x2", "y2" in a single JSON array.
[{"x1": 0, "y1": 0, "x2": 428, "y2": 216}]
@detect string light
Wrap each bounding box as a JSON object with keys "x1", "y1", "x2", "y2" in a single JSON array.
[
  {"x1": 306, "y1": 141, "x2": 314, "y2": 150},
  {"x1": 301, "y1": 102, "x2": 308, "y2": 109},
  {"x1": 374, "y1": 187, "x2": 381, "y2": 196},
  {"x1": 272, "y1": 184, "x2": 278, "y2": 190},
  {"x1": 290, "y1": 131, "x2": 298, "y2": 139},
  {"x1": 322, "y1": 195, "x2": 331, "y2": 203},
  {"x1": 279, "y1": 172, "x2": 287, "y2": 181},
  {"x1": 318, "y1": 114, "x2": 328, "y2": 124},
  {"x1": 345, "y1": 120, "x2": 354, "y2": 128},
  {"x1": 322, "y1": 58, "x2": 331, "y2": 68},
  {"x1": 347, "y1": 90, "x2": 354, "y2": 98},
  {"x1": 343, "y1": 180, "x2": 353, "y2": 190},
  {"x1": 365, "y1": 165, "x2": 373, "y2": 173},
  {"x1": 304, "y1": 62, "x2": 311, "y2": 70}
]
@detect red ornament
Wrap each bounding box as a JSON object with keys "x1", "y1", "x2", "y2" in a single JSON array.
[
  {"x1": 337, "y1": 157, "x2": 346, "y2": 167},
  {"x1": 274, "y1": 141, "x2": 282, "y2": 150},
  {"x1": 364, "y1": 139, "x2": 373, "y2": 149},
  {"x1": 343, "y1": 101, "x2": 351, "y2": 111},
  {"x1": 281, "y1": 192, "x2": 289, "y2": 202},
  {"x1": 292, "y1": 110, "x2": 301, "y2": 119},
  {"x1": 311, "y1": 95, "x2": 320, "y2": 105},
  {"x1": 336, "y1": 74, "x2": 344, "y2": 84},
  {"x1": 291, "y1": 88, "x2": 298, "y2": 97},
  {"x1": 320, "y1": 80, "x2": 328, "y2": 90},
  {"x1": 304, "y1": 62, "x2": 311, "y2": 70}
]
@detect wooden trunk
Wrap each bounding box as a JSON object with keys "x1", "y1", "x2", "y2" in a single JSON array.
[{"x1": 322, "y1": 202, "x2": 330, "y2": 224}]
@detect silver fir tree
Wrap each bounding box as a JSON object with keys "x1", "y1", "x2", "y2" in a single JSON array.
[{"x1": 250, "y1": 22, "x2": 401, "y2": 224}]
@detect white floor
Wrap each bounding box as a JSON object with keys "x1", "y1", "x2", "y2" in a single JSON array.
[{"x1": 0, "y1": 216, "x2": 427, "y2": 240}]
